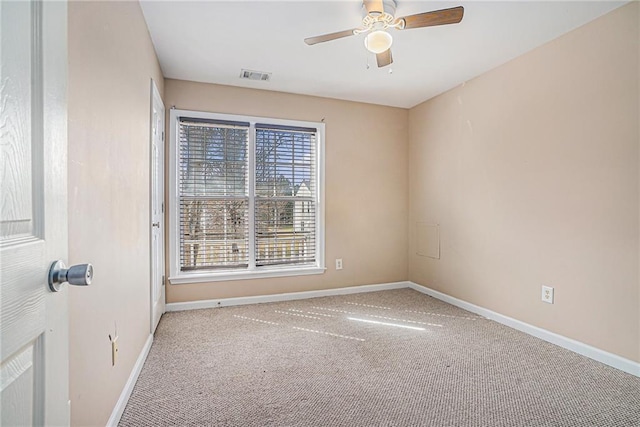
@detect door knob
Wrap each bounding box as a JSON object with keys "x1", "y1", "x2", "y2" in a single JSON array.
[
  {"x1": 152, "y1": 222, "x2": 160, "y2": 228},
  {"x1": 48, "y1": 260, "x2": 93, "y2": 292}
]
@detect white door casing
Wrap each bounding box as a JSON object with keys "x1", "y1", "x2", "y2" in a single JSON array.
[
  {"x1": 150, "y1": 80, "x2": 165, "y2": 333},
  {"x1": 0, "y1": 0, "x2": 69, "y2": 425}
]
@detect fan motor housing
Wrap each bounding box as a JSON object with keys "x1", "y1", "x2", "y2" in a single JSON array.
[{"x1": 363, "y1": 0, "x2": 397, "y2": 18}]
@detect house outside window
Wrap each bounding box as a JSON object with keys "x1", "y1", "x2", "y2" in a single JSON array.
[{"x1": 169, "y1": 109, "x2": 325, "y2": 283}]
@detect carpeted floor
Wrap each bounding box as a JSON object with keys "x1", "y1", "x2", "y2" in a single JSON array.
[{"x1": 119, "y1": 288, "x2": 640, "y2": 426}]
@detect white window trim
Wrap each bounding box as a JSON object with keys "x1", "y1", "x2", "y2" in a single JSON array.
[{"x1": 168, "y1": 108, "x2": 325, "y2": 284}]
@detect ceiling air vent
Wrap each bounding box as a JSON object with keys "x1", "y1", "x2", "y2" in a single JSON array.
[{"x1": 239, "y1": 69, "x2": 271, "y2": 82}]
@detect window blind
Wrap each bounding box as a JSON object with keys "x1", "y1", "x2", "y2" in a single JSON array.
[
  {"x1": 255, "y1": 125, "x2": 317, "y2": 267},
  {"x1": 179, "y1": 119, "x2": 249, "y2": 270}
]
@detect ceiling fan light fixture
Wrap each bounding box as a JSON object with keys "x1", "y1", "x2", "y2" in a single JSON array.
[{"x1": 364, "y1": 30, "x2": 392, "y2": 54}]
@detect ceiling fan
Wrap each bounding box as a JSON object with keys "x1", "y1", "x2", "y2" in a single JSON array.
[{"x1": 304, "y1": 0, "x2": 464, "y2": 68}]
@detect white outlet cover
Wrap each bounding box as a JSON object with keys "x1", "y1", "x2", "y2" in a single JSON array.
[
  {"x1": 336, "y1": 259, "x2": 343, "y2": 270},
  {"x1": 542, "y1": 286, "x2": 554, "y2": 304}
]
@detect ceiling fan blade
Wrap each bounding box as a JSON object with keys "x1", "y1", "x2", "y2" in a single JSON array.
[
  {"x1": 376, "y1": 49, "x2": 393, "y2": 68},
  {"x1": 304, "y1": 29, "x2": 357, "y2": 45},
  {"x1": 397, "y1": 6, "x2": 464, "y2": 30},
  {"x1": 364, "y1": 0, "x2": 384, "y2": 15}
]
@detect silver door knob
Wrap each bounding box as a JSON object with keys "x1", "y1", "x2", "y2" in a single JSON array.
[{"x1": 48, "y1": 260, "x2": 93, "y2": 292}]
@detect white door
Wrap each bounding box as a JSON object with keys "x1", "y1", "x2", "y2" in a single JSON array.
[
  {"x1": 150, "y1": 80, "x2": 165, "y2": 333},
  {"x1": 1, "y1": 0, "x2": 70, "y2": 425}
]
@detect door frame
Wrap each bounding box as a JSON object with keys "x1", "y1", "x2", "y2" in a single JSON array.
[{"x1": 149, "y1": 79, "x2": 165, "y2": 333}]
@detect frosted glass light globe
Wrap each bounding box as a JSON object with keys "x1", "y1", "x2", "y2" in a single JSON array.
[{"x1": 364, "y1": 30, "x2": 393, "y2": 54}]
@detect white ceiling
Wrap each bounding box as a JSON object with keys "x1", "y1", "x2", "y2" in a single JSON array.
[{"x1": 140, "y1": 1, "x2": 626, "y2": 109}]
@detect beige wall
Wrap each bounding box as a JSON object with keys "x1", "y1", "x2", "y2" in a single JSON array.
[
  {"x1": 68, "y1": 1, "x2": 164, "y2": 425},
  {"x1": 409, "y1": 3, "x2": 639, "y2": 363},
  {"x1": 164, "y1": 80, "x2": 409, "y2": 303}
]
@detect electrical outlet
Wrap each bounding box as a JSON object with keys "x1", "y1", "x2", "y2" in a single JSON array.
[
  {"x1": 541, "y1": 286, "x2": 554, "y2": 304},
  {"x1": 335, "y1": 259, "x2": 343, "y2": 270},
  {"x1": 111, "y1": 336, "x2": 119, "y2": 366}
]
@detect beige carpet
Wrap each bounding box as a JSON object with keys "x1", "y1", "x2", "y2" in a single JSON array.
[{"x1": 119, "y1": 288, "x2": 640, "y2": 426}]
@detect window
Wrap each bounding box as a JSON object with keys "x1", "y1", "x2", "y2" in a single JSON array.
[{"x1": 169, "y1": 110, "x2": 325, "y2": 283}]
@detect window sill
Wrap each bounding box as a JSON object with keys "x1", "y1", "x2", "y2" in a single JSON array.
[{"x1": 169, "y1": 265, "x2": 327, "y2": 285}]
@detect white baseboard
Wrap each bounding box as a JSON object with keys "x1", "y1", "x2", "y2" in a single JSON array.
[
  {"x1": 165, "y1": 281, "x2": 410, "y2": 312},
  {"x1": 408, "y1": 281, "x2": 640, "y2": 378},
  {"x1": 106, "y1": 334, "x2": 154, "y2": 427}
]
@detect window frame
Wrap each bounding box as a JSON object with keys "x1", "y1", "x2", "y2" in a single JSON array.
[{"x1": 168, "y1": 109, "x2": 325, "y2": 284}]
